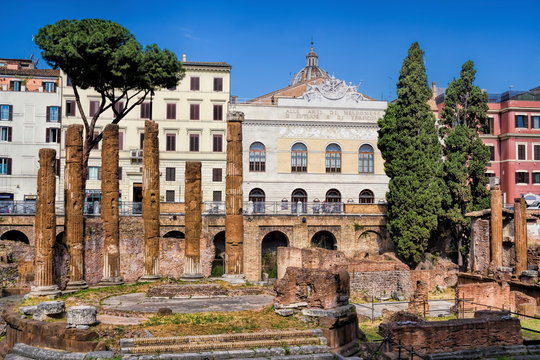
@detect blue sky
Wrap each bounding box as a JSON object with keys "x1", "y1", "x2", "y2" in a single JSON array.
[{"x1": 4, "y1": 0, "x2": 540, "y2": 100}]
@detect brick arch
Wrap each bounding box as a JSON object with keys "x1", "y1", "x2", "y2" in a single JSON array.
[
  {"x1": 0, "y1": 230, "x2": 30, "y2": 244},
  {"x1": 307, "y1": 226, "x2": 341, "y2": 250},
  {"x1": 356, "y1": 225, "x2": 392, "y2": 253},
  {"x1": 160, "y1": 227, "x2": 185, "y2": 238},
  {"x1": 0, "y1": 226, "x2": 34, "y2": 245},
  {"x1": 258, "y1": 227, "x2": 294, "y2": 247}
]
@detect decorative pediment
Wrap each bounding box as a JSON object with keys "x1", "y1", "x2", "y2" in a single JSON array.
[{"x1": 303, "y1": 76, "x2": 368, "y2": 103}]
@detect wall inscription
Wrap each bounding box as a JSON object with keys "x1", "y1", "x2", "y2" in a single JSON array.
[{"x1": 283, "y1": 109, "x2": 383, "y2": 121}]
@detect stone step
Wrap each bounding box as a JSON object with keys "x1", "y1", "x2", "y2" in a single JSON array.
[{"x1": 121, "y1": 329, "x2": 323, "y2": 348}]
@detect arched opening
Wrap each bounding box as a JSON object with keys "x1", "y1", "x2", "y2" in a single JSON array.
[
  {"x1": 359, "y1": 230, "x2": 384, "y2": 254},
  {"x1": 325, "y1": 143, "x2": 341, "y2": 173},
  {"x1": 249, "y1": 188, "x2": 266, "y2": 213},
  {"x1": 163, "y1": 230, "x2": 185, "y2": 239},
  {"x1": 53, "y1": 231, "x2": 68, "y2": 290},
  {"x1": 211, "y1": 231, "x2": 225, "y2": 277},
  {"x1": 291, "y1": 188, "x2": 307, "y2": 213},
  {"x1": 0, "y1": 230, "x2": 29, "y2": 244},
  {"x1": 359, "y1": 144, "x2": 374, "y2": 173},
  {"x1": 311, "y1": 230, "x2": 337, "y2": 250},
  {"x1": 359, "y1": 189, "x2": 375, "y2": 204},
  {"x1": 249, "y1": 142, "x2": 266, "y2": 172},
  {"x1": 291, "y1": 143, "x2": 308, "y2": 172},
  {"x1": 324, "y1": 189, "x2": 342, "y2": 213},
  {"x1": 261, "y1": 231, "x2": 289, "y2": 279}
]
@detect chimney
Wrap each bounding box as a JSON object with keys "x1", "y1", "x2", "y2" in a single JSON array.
[
  {"x1": 431, "y1": 82, "x2": 437, "y2": 97},
  {"x1": 182, "y1": 54, "x2": 187, "y2": 62}
]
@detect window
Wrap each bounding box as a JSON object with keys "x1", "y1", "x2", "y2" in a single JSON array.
[
  {"x1": 213, "y1": 104, "x2": 223, "y2": 121},
  {"x1": 46, "y1": 106, "x2": 60, "y2": 122},
  {"x1": 213, "y1": 77, "x2": 223, "y2": 92},
  {"x1": 291, "y1": 143, "x2": 307, "y2": 172},
  {"x1": 190, "y1": 77, "x2": 200, "y2": 91},
  {"x1": 533, "y1": 173, "x2": 540, "y2": 184},
  {"x1": 249, "y1": 188, "x2": 265, "y2": 213},
  {"x1": 0, "y1": 158, "x2": 12, "y2": 175},
  {"x1": 166, "y1": 133, "x2": 176, "y2": 151},
  {"x1": 325, "y1": 143, "x2": 341, "y2": 173},
  {"x1": 484, "y1": 117, "x2": 494, "y2": 134},
  {"x1": 359, "y1": 144, "x2": 374, "y2": 173},
  {"x1": 165, "y1": 167, "x2": 176, "y2": 181},
  {"x1": 55, "y1": 159, "x2": 60, "y2": 176},
  {"x1": 66, "y1": 77, "x2": 73, "y2": 86},
  {"x1": 249, "y1": 142, "x2": 266, "y2": 172},
  {"x1": 517, "y1": 144, "x2": 526, "y2": 160},
  {"x1": 515, "y1": 115, "x2": 528, "y2": 128},
  {"x1": 46, "y1": 128, "x2": 61, "y2": 143},
  {"x1": 140, "y1": 102, "x2": 151, "y2": 119},
  {"x1": 92, "y1": 131, "x2": 99, "y2": 150},
  {"x1": 359, "y1": 189, "x2": 375, "y2": 204},
  {"x1": 488, "y1": 145, "x2": 495, "y2": 161},
  {"x1": 325, "y1": 189, "x2": 341, "y2": 203},
  {"x1": 213, "y1": 191, "x2": 222, "y2": 202},
  {"x1": 190, "y1": 104, "x2": 200, "y2": 120},
  {"x1": 212, "y1": 168, "x2": 222, "y2": 182},
  {"x1": 89, "y1": 101, "x2": 99, "y2": 117},
  {"x1": 87, "y1": 166, "x2": 101, "y2": 180},
  {"x1": 118, "y1": 166, "x2": 122, "y2": 180},
  {"x1": 139, "y1": 133, "x2": 144, "y2": 149},
  {"x1": 166, "y1": 190, "x2": 175, "y2": 202},
  {"x1": 213, "y1": 134, "x2": 223, "y2": 152},
  {"x1": 534, "y1": 145, "x2": 540, "y2": 161},
  {"x1": 533, "y1": 116, "x2": 540, "y2": 129},
  {"x1": 0, "y1": 127, "x2": 12, "y2": 142},
  {"x1": 118, "y1": 132, "x2": 124, "y2": 150},
  {"x1": 65, "y1": 100, "x2": 76, "y2": 116},
  {"x1": 10, "y1": 81, "x2": 21, "y2": 91},
  {"x1": 291, "y1": 188, "x2": 307, "y2": 213},
  {"x1": 113, "y1": 101, "x2": 124, "y2": 114},
  {"x1": 0, "y1": 105, "x2": 12, "y2": 121},
  {"x1": 166, "y1": 103, "x2": 176, "y2": 120},
  {"x1": 43, "y1": 82, "x2": 56, "y2": 93},
  {"x1": 325, "y1": 189, "x2": 342, "y2": 213},
  {"x1": 189, "y1": 134, "x2": 199, "y2": 152},
  {"x1": 515, "y1": 171, "x2": 529, "y2": 184},
  {"x1": 168, "y1": 84, "x2": 177, "y2": 91}
]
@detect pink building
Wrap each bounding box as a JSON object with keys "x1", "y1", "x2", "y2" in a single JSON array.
[{"x1": 435, "y1": 86, "x2": 540, "y2": 207}]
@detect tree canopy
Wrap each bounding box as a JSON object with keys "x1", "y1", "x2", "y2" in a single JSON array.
[{"x1": 378, "y1": 42, "x2": 444, "y2": 265}]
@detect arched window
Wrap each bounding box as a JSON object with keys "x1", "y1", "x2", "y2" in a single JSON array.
[
  {"x1": 249, "y1": 188, "x2": 266, "y2": 213},
  {"x1": 359, "y1": 144, "x2": 374, "y2": 173},
  {"x1": 324, "y1": 189, "x2": 342, "y2": 213},
  {"x1": 359, "y1": 189, "x2": 375, "y2": 204},
  {"x1": 249, "y1": 142, "x2": 266, "y2": 172},
  {"x1": 291, "y1": 143, "x2": 307, "y2": 172},
  {"x1": 325, "y1": 189, "x2": 341, "y2": 203},
  {"x1": 291, "y1": 188, "x2": 307, "y2": 213},
  {"x1": 325, "y1": 143, "x2": 341, "y2": 173}
]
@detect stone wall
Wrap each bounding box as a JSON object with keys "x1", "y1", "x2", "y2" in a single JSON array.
[
  {"x1": 379, "y1": 312, "x2": 522, "y2": 354},
  {"x1": 456, "y1": 281, "x2": 537, "y2": 314}
]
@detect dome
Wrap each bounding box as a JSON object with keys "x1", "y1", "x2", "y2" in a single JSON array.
[{"x1": 290, "y1": 45, "x2": 329, "y2": 86}]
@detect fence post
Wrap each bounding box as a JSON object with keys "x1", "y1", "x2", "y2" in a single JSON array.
[{"x1": 398, "y1": 340, "x2": 402, "y2": 360}]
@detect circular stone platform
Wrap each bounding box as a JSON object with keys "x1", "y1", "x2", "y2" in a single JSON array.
[{"x1": 102, "y1": 293, "x2": 274, "y2": 314}]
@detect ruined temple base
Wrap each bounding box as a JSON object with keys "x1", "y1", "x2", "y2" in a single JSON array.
[
  {"x1": 220, "y1": 273, "x2": 246, "y2": 284},
  {"x1": 97, "y1": 277, "x2": 125, "y2": 287},
  {"x1": 27, "y1": 285, "x2": 61, "y2": 298},
  {"x1": 65, "y1": 280, "x2": 89, "y2": 293},
  {"x1": 180, "y1": 273, "x2": 204, "y2": 281},
  {"x1": 139, "y1": 275, "x2": 161, "y2": 282}
]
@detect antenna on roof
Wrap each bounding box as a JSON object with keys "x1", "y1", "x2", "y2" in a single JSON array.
[{"x1": 310, "y1": 36, "x2": 314, "y2": 48}]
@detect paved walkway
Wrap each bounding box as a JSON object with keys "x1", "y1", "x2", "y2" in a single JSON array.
[
  {"x1": 102, "y1": 293, "x2": 274, "y2": 314},
  {"x1": 354, "y1": 299, "x2": 454, "y2": 319}
]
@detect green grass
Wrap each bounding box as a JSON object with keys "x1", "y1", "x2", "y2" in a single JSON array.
[
  {"x1": 358, "y1": 320, "x2": 383, "y2": 342},
  {"x1": 520, "y1": 317, "x2": 540, "y2": 340}
]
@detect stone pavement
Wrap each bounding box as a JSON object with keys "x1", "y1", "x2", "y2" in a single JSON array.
[
  {"x1": 102, "y1": 292, "x2": 274, "y2": 313},
  {"x1": 354, "y1": 299, "x2": 454, "y2": 319}
]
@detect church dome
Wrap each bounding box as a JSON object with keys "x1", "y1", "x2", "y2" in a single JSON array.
[{"x1": 290, "y1": 44, "x2": 329, "y2": 86}]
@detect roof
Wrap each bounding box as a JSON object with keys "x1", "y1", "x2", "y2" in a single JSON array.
[
  {"x1": 0, "y1": 68, "x2": 60, "y2": 78},
  {"x1": 182, "y1": 61, "x2": 231, "y2": 68}
]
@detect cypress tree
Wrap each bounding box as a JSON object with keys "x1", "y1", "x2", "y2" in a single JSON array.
[
  {"x1": 440, "y1": 61, "x2": 490, "y2": 259},
  {"x1": 378, "y1": 42, "x2": 444, "y2": 265}
]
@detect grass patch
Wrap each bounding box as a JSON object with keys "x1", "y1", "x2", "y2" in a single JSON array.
[
  {"x1": 358, "y1": 319, "x2": 383, "y2": 342},
  {"x1": 520, "y1": 317, "x2": 540, "y2": 340}
]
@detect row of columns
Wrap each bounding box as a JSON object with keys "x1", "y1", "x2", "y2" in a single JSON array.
[{"x1": 30, "y1": 112, "x2": 246, "y2": 297}]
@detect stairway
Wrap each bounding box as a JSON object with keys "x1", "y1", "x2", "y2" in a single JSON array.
[{"x1": 120, "y1": 329, "x2": 335, "y2": 359}]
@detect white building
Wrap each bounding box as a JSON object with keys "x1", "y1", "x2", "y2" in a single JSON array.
[
  {"x1": 234, "y1": 47, "x2": 388, "y2": 213},
  {"x1": 0, "y1": 58, "x2": 61, "y2": 208}
]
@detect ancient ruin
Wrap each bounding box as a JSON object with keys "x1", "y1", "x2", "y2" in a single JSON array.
[
  {"x1": 64, "y1": 125, "x2": 88, "y2": 292},
  {"x1": 490, "y1": 186, "x2": 503, "y2": 267},
  {"x1": 515, "y1": 197, "x2": 528, "y2": 275},
  {"x1": 141, "y1": 120, "x2": 160, "y2": 280},
  {"x1": 183, "y1": 161, "x2": 202, "y2": 278},
  {"x1": 29, "y1": 149, "x2": 61, "y2": 298},
  {"x1": 225, "y1": 111, "x2": 244, "y2": 275},
  {"x1": 99, "y1": 124, "x2": 123, "y2": 285}
]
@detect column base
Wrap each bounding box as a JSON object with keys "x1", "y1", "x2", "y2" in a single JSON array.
[
  {"x1": 221, "y1": 273, "x2": 246, "y2": 284},
  {"x1": 180, "y1": 273, "x2": 204, "y2": 282},
  {"x1": 98, "y1": 277, "x2": 125, "y2": 287},
  {"x1": 64, "y1": 280, "x2": 89, "y2": 293},
  {"x1": 27, "y1": 285, "x2": 61, "y2": 299},
  {"x1": 139, "y1": 274, "x2": 161, "y2": 282}
]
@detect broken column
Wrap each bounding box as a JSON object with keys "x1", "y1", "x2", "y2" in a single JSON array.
[
  {"x1": 99, "y1": 124, "x2": 123, "y2": 285},
  {"x1": 140, "y1": 120, "x2": 160, "y2": 281},
  {"x1": 490, "y1": 187, "x2": 503, "y2": 268},
  {"x1": 225, "y1": 111, "x2": 244, "y2": 276},
  {"x1": 29, "y1": 149, "x2": 61, "y2": 297},
  {"x1": 183, "y1": 162, "x2": 203, "y2": 279},
  {"x1": 514, "y1": 198, "x2": 528, "y2": 275},
  {"x1": 64, "y1": 125, "x2": 88, "y2": 292}
]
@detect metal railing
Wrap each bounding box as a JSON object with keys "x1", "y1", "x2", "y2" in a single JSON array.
[{"x1": 0, "y1": 201, "x2": 144, "y2": 216}]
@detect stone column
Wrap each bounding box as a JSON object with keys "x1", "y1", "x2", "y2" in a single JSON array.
[
  {"x1": 99, "y1": 124, "x2": 124, "y2": 285},
  {"x1": 183, "y1": 162, "x2": 203, "y2": 279},
  {"x1": 490, "y1": 187, "x2": 503, "y2": 268},
  {"x1": 514, "y1": 198, "x2": 528, "y2": 275},
  {"x1": 225, "y1": 111, "x2": 244, "y2": 275},
  {"x1": 29, "y1": 149, "x2": 61, "y2": 297},
  {"x1": 140, "y1": 120, "x2": 160, "y2": 281},
  {"x1": 64, "y1": 125, "x2": 88, "y2": 292}
]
